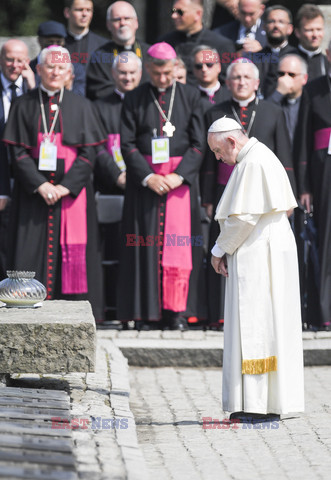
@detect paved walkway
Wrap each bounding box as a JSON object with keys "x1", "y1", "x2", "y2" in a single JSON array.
[
  {"x1": 129, "y1": 366, "x2": 331, "y2": 480},
  {"x1": 2, "y1": 330, "x2": 331, "y2": 479}
]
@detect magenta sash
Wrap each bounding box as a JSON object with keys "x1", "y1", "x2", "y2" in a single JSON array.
[
  {"x1": 107, "y1": 133, "x2": 120, "y2": 153},
  {"x1": 314, "y1": 128, "x2": 331, "y2": 151},
  {"x1": 217, "y1": 162, "x2": 234, "y2": 185},
  {"x1": 32, "y1": 133, "x2": 88, "y2": 294},
  {"x1": 144, "y1": 155, "x2": 192, "y2": 312}
]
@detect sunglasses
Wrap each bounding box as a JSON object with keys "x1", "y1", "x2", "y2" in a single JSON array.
[
  {"x1": 194, "y1": 63, "x2": 216, "y2": 70},
  {"x1": 171, "y1": 7, "x2": 185, "y2": 16},
  {"x1": 278, "y1": 71, "x2": 302, "y2": 78}
]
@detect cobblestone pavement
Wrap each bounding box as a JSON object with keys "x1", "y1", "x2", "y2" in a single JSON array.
[{"x1": 129, "y1": 366, "x2": 331, "y2": 480}]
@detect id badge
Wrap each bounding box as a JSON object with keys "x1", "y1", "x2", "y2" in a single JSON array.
[
  {"x1": 111, "y1": 146, "x2": 126, "y2": 172},
  {"x1": 328, "y1": 132, "x2": 331, "y2": 155},
  {"x1": 38, "y1": 140, "x2": 57, "y2": 171},
  {"x1": 151, "y1": 137, "x2": 169, "y2": 164}
]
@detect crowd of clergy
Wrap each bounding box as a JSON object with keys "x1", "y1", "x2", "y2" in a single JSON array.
[{"x1": 0, "y1": 0, "x2": 330, "y2": 333}]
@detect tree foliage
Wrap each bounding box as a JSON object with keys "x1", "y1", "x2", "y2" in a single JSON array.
[{"x1": 0, "y1": 0, "x2": 111, "y2": 37}]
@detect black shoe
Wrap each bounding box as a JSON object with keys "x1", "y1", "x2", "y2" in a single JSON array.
[
  {"x1": 170, "y1": 316, "x2": 188, "y2": 331},
  {"x1": 230, "y1": 412, "x2": 280, "y2": 423}
]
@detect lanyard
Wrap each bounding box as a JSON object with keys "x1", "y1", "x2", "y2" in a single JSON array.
[
  {"x1": 38, "y1": 87, "x2": 64, "y2": 139},
  {"x1": 231, "y1": 96, "x2": 259, "y2": 137},
  {"x1": 150, "y1": 81, "x2": 176, "y2": 127}
]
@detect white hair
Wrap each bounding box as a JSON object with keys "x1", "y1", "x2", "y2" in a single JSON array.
[
  {"x1": 210, "y1": 129, "x2": 246, "y2": 143},
  {"x1": 106, "y1": 2, "x2": 137, "y2": 21},
  {"x1": 112, "y1": 51, "x2": 142, "y2": 70},
  {"x1": 39, "y1": 45, "x2": 71, "y2": 69},
  {"x1": 226, "y1": 58, "x2": 259, "y2": 80}
]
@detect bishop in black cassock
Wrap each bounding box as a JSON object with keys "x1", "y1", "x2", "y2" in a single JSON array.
[
  {"x1": 117, "y1": 43, "x2": 205, "y2": 329},
  {"x1": 3, "y1": 46, "x2": 119, "y2": 321}
]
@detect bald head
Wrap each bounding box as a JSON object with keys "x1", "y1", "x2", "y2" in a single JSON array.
[
  {"x1": 238, "y1": 0, "x2": 265, "y2": 30},
  {"x1": 0, "y1": 39, "x2": 30, "y2": 82}
]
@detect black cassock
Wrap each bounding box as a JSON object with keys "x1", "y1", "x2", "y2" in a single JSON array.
[
  {"x1": 198, "y1": 85, "x2": 231, "y2": 115},
  {"x1": 297, "y1": 49, "x2": 329, "y2": 83},
  {"x1": 159, "y1": 28, "x2": 235, "y2": 86},
  {"x1": 118, "y1": 81, "x2": 205, "y2": 322},
  {"x1": 294, "y1": 75, "x2": 331, "y2": 328},
  {"x1": 201, "y1": 97, "x2": 296, "y2": 326},
  {"x1": 86, "y1": 40, "x2": 150, "y2": 100},
  {"x1": 3, "y1": 88, "x2": 116, "y2": 321},
  {"x1": 93, "y1": 91, "x2": 123, "y2": 194}
]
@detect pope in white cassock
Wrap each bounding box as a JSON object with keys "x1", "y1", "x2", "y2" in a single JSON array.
[{"x1": 208, "y1": 117, "x2": 304, "y2": 422}]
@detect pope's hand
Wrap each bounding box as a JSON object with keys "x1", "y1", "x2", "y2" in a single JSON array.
[{"x1": 211, "y1": 254, "x2": 228, "y2": 277}]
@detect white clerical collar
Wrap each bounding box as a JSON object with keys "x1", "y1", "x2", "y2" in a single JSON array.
[
  {"x1": 298, "y1": 44, "x2": 322, "y2": 58},
  {"x1": 232, "y1": 93, "x2": 256, "y2": 107},
  {"x1": 198, "y1": 81, "x2": 221, "y2": 97},
  {"x1": 236, "y1": 137, "x2": 258, "y2": 163},
  {"x1": 115, "y1": 88, "x2": 125, "y2": 100},
  {"x1": 40, "y1": 84, "x2": 60, "y2": 97},
  {"x1": 271, "y1": 40, "x2": 288, "y2": 53},
  {"x1": 1, "y1": 72, "x2": 23, "y2": 91},
  {"x1": 68, "y1": 29, "x2": 89, "y2": 41},
  {"x1": 154, "y1": 82, "x2": 175, "y2": 93}
]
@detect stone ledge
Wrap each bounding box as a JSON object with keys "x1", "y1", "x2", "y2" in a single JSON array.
[
  {"x1": 114, "y1": 338, "x2": 331, "y2": 368},
  {"x1": 0, "y1": 300, "x2": 96, "y2": 374}
]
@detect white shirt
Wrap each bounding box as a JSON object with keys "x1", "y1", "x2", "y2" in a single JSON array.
[{"x1": 237, "y1": 18, "x2": 262, "y2": 44}]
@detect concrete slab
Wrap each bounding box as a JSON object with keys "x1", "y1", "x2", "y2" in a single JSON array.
[{"x1": 0, "y1": 300, "x2": 96, "y2": 374}]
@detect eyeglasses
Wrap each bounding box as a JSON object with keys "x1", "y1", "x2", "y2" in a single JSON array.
[
  {"x1": 171, "y1": 7, "x2": 185, "y2": 16},
  {"x1": 194, "y1": 63, "x2": 216, "y2": 70},
  {"x1": 110, "y1": 16, "x2": 135, "y2": 23},
  {"x1": 278, "y1": 71, "x2": 302, "y2": 78}
]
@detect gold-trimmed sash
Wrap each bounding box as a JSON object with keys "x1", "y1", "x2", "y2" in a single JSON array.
[{"x1": 242, "y1": 356, "x2": 277, "y2": 375}]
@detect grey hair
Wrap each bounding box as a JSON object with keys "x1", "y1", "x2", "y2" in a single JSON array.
[
  {"x1": 226, "y1": 58, "x2": 259, "y2": 80},
  {"x1": 112, "y1": 51, "x2": 142, "y2": 70},
  {"x1": 191, "y1": 44, "x2": 219, "y2": 61},
  {"x1": 106, "y1": 2, "x2": 137, "y2": 21},
  {"x1": 39, "y1": 45, "x2": 71, "y2": 69},
  {"x1": 279, "y1": 54, "x2": 308, "y2": 75}
]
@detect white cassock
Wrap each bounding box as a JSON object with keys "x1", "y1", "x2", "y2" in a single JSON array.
[{"x1": 212, "y1": 137, "x2": 304, "y2": 415}]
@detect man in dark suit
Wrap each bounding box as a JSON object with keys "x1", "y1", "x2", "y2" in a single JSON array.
[
  {"x1": 64, "y1": 0, "x2": 108, "y2": 94},
  {"x1": 214, "y1": 0, "x2": 267, "y2": 54},
  {"x1": 86, "y1": 1, "x2": 149, "y2": 100},
  {"x1": 0, "y1": 39, "x2": 35, "y2": 278}
]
